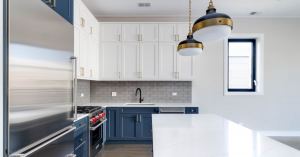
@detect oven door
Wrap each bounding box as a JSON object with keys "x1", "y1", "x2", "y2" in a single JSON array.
[{"x1": 90, "y1": 123, "x2": 103, "y2": 157}]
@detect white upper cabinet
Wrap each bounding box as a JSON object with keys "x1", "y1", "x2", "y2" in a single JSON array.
[
  {"x1": 100, "y1": 43, "x2": 121, "y2": 80},
  {"x1": 140, "y1": 24, "x2": 159, "y2": 42},
  {"x1": 74, "y1": 0, "x2": 100, "y2": 80},
  {"x1": 140, "y1": 43, "x2": 158, "y2": 80},
  {"x1": 98, "y1": 22, "x2": 194, "y2": 81},
  {"x1": 159, "y1": 43, "x2": 177, "y2": 80},
  {"x1": 177, "y1": 24, "x2": 189, "y2": 42},
  {"x1": 122, "y1": 24, "x2": 139, "y2": 42},
  {"x1": 100, "y1": 24, "x2": 122, "y2": 42},
  {"x1": 122, "y1": 43, "x2": 140, "y2": 80},
  {"x1": 78, "y1": 29, "x2": 89, "y2": 78},
  {"x1": 159, "y1": 24, "x2": 176, "y2": 42}
]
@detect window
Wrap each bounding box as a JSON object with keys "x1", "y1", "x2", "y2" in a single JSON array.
[
  {"x1": 228, "y1": 39, "x2": 256, "y2": 92},
  {"x1": 224, "y1": 34, "x2": 264, "y2": 95}
]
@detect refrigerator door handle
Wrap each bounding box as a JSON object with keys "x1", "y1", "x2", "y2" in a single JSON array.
[
  {"x1": 71, "y1": 56, "x2": 78, "y2": 119},
  {"x1": 10, "y1": 127, "x2": 76, "y2": 157}
]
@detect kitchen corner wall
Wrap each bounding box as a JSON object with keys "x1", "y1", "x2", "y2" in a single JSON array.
[{"x1": 90, "y1": 81, "x2": 192, "y2": 103}]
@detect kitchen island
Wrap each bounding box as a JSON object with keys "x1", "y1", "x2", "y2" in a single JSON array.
[{"x1": 152, "y1": 114, "x2": 300, "y2": 157}]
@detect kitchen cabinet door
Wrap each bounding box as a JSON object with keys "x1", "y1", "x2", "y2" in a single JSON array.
[
  {"x1": 88, "y1": 35, "x2": 99, "y2": 80},
  {"x1": 140, "y1": 43, "x2": 158, "y2": 80},
  {"x1": 122, "y1": 43, "x2": 140, "y2": 80},
  {"x1": 140, "y1": 24, "x2": 159, "y2": 42},
  {"x1": 177, "y1": 23, "x2": 189, "y2": 42},
  {"x1": 100, "y1": 43, "x2": 121, "y2": 80},
  {"x1": 122, "y1": 24, "x2": 139, "y2": 42},
  {"x1": 78, "y1": 30, "x2": 89, "y2": 79},
  {"x1": 139, "y1": 113, "x2": 153, "y2": 140},
  {"x1": 177, "y1": 55, "x2": 194, "y2": 80},
  {"x1": 159, "y1": 43, "x2": 177, "y2": 80},
  {"x1": 106, "y1": 108, "x2": 121, "y2": 140},
  {"x1": 159, "y1": 24, "x2": 176, "y2": 42},
  {"x1": 120, "y1": 113, "x2": 139, "y2": 139},
  {"x1": 79, "y1": 3, "x2": 90, "y2": 33},
  {"x1": 100, "y1": 24, "x2": 122, "y2": 42}
]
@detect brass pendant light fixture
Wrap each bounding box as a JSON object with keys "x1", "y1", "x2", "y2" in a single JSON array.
[
  {"x1": 192, "y1": 0, "x2": 233, "y2": 42},
  {"x1": 177, "y1": 0, "x2": 203, "y2": 56}
]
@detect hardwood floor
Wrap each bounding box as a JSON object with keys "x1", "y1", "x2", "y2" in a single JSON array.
[{"x1": 97, "y1": 144, "x2": 153, "y2": 157}]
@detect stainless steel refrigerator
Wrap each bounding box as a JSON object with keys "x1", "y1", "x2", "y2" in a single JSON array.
[{"x1": 8, "y1": 0, "x2": 76, "y2": 156}]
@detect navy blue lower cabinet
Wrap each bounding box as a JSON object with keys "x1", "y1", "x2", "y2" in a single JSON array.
[
  {"x1": 185, "y1": 107, "x2": 199, "y2": 114},
  {"x1": 106, "y1": 107, "x2": 198, "y2": 143},
  {"x1": 74, "y1": 116, "x2": 89, "y2": 157},
  {"x1": 106, "y1": 108, "x2": 122, "y2": 140},
  {"x1": 139, "y1": 113, "x2": 153, "y2": 140},
  {"x1": 120, "y1": 113, "x2": 139, "y2": 139},
  {"x1": 42, "y1": 0, "x2": 73, "y2": 24}
]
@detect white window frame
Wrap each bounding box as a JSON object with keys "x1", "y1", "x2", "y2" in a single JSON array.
[{"x1": 224, "y1": 33, "x2": 264, "y2": 96}]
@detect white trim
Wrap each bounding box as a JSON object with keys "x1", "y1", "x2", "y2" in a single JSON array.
[
  {"x1": 223, "y1": 33, "x2": 264, "y2": 96},
  {"x1": 259, "y1": 131, "x2": 300, "y2": 137}
]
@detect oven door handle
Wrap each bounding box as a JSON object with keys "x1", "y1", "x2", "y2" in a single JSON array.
[{"x1": 90, "y1": 119, "x2": 107, "y2": 131}]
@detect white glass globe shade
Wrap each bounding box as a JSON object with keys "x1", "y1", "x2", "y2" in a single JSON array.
[
  {"x1": 178, "y1": 48, "x2": 203, "y2": 56},
  {"x1": 193, "y1": 25, "x2": 232, "y2": 42}
]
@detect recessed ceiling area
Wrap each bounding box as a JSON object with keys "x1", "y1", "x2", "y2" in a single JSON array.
[{"x1": 82, "y1": 0, "x2": 300, "y2": 18}]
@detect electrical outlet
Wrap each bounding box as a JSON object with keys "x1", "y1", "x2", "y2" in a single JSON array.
[
  {"x1": 80, "y1": 93, "x2": 84, "y2": 97},
  {"x1": 112, "y1": 92, "x2": 117, "y2": 97},
  {"x1": 172, "y1": 92, "x2": 177, "y2": 96}
]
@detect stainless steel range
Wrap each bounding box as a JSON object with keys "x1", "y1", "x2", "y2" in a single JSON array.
[{"x1": 77, "y1": 106, "x2": 106, "y2": 157}]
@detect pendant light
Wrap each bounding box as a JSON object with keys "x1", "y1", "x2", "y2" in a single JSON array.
[
  {"x1": 177, "y1": 0, "x2": 203, "y2": 56},
  {"x1": 192, "y1": 0, "x2": 233, "y2": 42}
]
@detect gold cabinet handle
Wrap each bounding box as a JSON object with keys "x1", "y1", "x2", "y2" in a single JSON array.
[
  {"x1": 90, "y1": 27, "x2": 93, "y2": 34},
  {"x1": 80, "y1": 67, "x2": 85, "y2": 77},
  {"x1": 80, "y1": 17, "x2": 85, "y2": 27}
]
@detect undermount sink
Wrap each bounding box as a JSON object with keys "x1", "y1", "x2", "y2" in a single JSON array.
[{"x1": 125, "y1": 103, "x2": 155, "y2": 106}]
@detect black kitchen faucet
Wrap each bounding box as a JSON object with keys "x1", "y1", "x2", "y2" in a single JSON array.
[{"x1": 135, "y1": 88, "x2": 144, "y2": 103}]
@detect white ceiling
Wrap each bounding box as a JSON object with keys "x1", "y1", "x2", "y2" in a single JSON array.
[{"x1": 82, "y1": 0, "x2": 300, "y2": 18}]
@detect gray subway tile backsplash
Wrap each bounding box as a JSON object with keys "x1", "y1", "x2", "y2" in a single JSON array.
[{"x1": 90, "y1": 81, "x2": 192, "y2": 103}]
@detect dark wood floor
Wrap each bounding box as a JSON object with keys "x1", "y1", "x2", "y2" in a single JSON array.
[{"x1": 97, "y1": 144, "x2": 153, "y2": 157}]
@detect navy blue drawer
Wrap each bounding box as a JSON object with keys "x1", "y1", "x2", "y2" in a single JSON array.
[
  {"x1": 75, "y1": 141, "x2": 88, "y2": 157},
  {"x1": 74, "y1": 130, "x2": 87, "y2": 148},
  {"x1": 185, "y1": 107, "x2": 199, "y2": 114},
  {"x1": 122, "y1": 107, "x2": 159, "y2": 114},
  {"x1": 74, "y1": 116, "x2": 89, "y2": 157}
]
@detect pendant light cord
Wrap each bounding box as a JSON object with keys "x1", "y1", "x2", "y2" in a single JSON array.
[{"x1": 188, "y1": 0, "x2": 192, "y2": 35}]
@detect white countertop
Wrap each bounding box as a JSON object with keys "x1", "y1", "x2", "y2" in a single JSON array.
[
  {"x1": 82, "y1": 103, "x2": 197, "y2": 108},
  {"x1": 73, "y1": 113, "x2": 89, "y2": 122},
  {"x1": 152, "y1": 114, "x2": 300, "y2": 157}
]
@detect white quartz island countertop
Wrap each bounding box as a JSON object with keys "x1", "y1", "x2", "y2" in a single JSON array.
[{"x1": 152, "y1": 114, "x2": 300, "y2": 157}]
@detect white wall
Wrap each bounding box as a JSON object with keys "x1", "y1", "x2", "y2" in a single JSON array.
[
  {"x1": 0, "y1": 0, "x2": 4, "y2": 155},
  {"x1": 192, "y1": 18, "x2": 300, "y2": 132}
]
